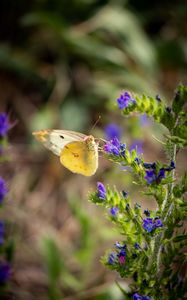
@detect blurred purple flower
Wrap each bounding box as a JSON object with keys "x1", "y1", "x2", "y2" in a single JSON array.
[
  {"x1": 97, "y1": 182, "x2": 106, "y2": 200},
  {"x1": 0, "y1": 222, "x2": 4, "y2": 245},
  {"x1": 108, "y1": 252, "x2": 117, "y2": 265},
  {"x1": 139, "y1": 114, "x2": 149, "y2": 126},
  {"x1": 104, "y1": 123, "x2": 122, "y2": 141},
  {"x1": 133, "y1": 293, "x2": 142, "y2": 300},
  {"x1": 156, "y1": 94, "x2": 161, "y2": 102},
  {"x1": 129, "y1": 140, "x2": 143, "y2": 154},
  {"x1": 0, "y1": 262, "x2": 11, "y2": 284},
  {"x1": 0, "y1": 178, "x2": 8, "y2": 203},
  {"x1": 133, "y1": 294, "x2": 151, "y2": 300},
  {"x1": 0, "y1": 113, "x2": 10, "y2": 137},
  {"x1": 117, "y1": 91, "x2": 136, "y2": 110},
  {"x1": 110, "y1": 207, "x2": 119, "y2": 216}
]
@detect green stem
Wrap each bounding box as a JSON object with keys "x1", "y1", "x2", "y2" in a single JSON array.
[
  {"x1": 148, "y1": 143, "x2": 177, "y2": 275},
  {"x1": 156, "y1": 144, "x2": 176, "y2": 272}
]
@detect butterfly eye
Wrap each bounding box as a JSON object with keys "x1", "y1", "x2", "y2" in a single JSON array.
[{"x1": 60, "y1": 135, "x2": 65, "y2": 139}]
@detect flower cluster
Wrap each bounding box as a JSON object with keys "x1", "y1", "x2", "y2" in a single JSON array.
[
  {"x1": 117, "y1": 91, "x2": 136, "y2": 110},
  {"x1": 0, "y1": 262, "x2": 11, "y2": 284},
  {"x1": 97, "y1": 182, "x2": 106, "y2": 200},
  {"x1": 129, "y1": 140, "x2": 143, "y2": 155},
  {"x1": 133, "y1": 293, "x2": 151, "y2": 300},
  {"x1": 0, "y1": 113, "x2": 10, "y2": 137},
  {"x1": 0, "y1": 177, "x2": 8, "y2": 204},
  {"x1": 103, "y1": 137, "x2": 126, "y2": 156},
  {"x1": 90, "y1": 85, "x2": 187, "y2": 300},
  {"x1": 144, "y1": 161, "x2": 175, "y2": 184},
  {"x1": 0, "y1": 113, "x2": 11, "y2": 288},
  {"x1": 143, "y1": 217, "x2": 163, "y2": 233},
  {"x1": 110, "y1": 207, "x2": 119, "y2": 217},
  {"x1": 0, "y1": 222, "x2": 4, "y2": 245},
  {"x1": 108, "y1": 242, "x2": 126, "y2": 266}
]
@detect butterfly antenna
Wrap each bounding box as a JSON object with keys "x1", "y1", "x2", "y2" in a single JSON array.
[{"x1": 90, "y1": 115, "x2": 101, "y2": 132}]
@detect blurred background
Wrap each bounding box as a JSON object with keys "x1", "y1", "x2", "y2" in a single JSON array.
[{"x1": 0, "y1": 0, "x2": 187, "y2": 299}]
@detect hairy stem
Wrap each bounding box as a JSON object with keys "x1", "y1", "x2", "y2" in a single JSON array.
[{"x1": 148, "y1": 143, "x2": 177, "y2": 275}]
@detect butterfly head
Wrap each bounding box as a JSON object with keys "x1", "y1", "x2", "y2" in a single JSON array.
[{"x1": 84, "y1": 135, "x2": 98, "y2": 150}]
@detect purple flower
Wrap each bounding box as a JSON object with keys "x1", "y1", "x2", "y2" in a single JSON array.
[
  {"x1": 117, "y1": 91, "x2": 136, "y2": 110},
  {"x1": 143, "y1": 162, "x2": 156, "y2": 169},
  {"x1": 133, "y1": 293, "x2": 142, "y2": 300},
  {"x1": 133, "y1": 294, "x2": 151, "y2": 300},
  {"x1": 108, "y1": 252, "x2": 117, "y2": 265},
  {"x1": 144, "y1": 167, "x2": 165, "y2": 185},
  {"x1": 144, "y1": 209, "x2": 150, "y2": 217},
  {"x1": 165, "y1": 161, "x2": 176, "y2": 171},
  {"x1": 143, "y1": 218, "x2": 163, "y2": 232},
  {"x1": 110, "y1": 207, "x2": 119, "y2": 216},
  {"x1": 115, "y1": 242, "x2": 126, "y2": 250},
  {"x1": 104, "y1": 137, "x2": 126, "y2": 156},
  {"x1": 134, "y1": 242, "x2": 140, "y2": 249},
  {"x1": 134, "y1": 157, "x2": 142, "y2": 165},
  {"x1": 0, "y1": 262, "x2": 11, "y2": 284},
  {"x1": 143, "y1": 218, "x2": 155, "y2": 233},
  {"x1": 144, "y1": 160, "x2": 174, "y2": 184},
  {"x1": 144, "y1": 170, "x2": 157, "y2": 184},
  {"x1": 104, "y1": 124, "x2": 122, "y2": 140},
  {"x1": 155, "y1": 94, "x2": 161, "y2": 102},
  {"x1": 139, "y1": 114, "x2": 149, "y2": 126},
  {"x1": 154, "y1": 218, "x2": 163, "y2": 228},
  {"x1": 122, "y1": 190, "x2": 128, "y2": 198},
  {"x1": 169, "y1": 160, "x2": 175, "y2": 169},
  {"x1": 129, "y1": 140, "x2": 143, "y2": 155},
  {"x1": 118, "y1": 250, "x2": 126, "y2": 264},
  {"x1": 0, "y1": 222, "x2": 4, "y2": 245},
  {"x1": 0, "y1": 113, "x2": 10, "y2": 137},
  {"x1": 97, "y1": 182, "x2": 106, "y2": 200},
  {"x1": 157, "y1": 168, "x2": 165, "y2": 182},
  {"x1": 0, "y1": 178, "x2": 8, "y2": 203}
]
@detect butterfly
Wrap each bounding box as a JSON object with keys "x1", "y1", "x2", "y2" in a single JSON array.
[{"x1": 32, "y1": 129, "x2": 98, "y2": 176}]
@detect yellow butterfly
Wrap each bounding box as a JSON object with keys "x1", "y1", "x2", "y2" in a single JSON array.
[{"x1": 32, "y1": 129, "x2": 98, "y2": 176}]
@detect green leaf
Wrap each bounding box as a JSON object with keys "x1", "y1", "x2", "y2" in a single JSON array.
[
  {"x1": 165, "y1": 135, "x2": 187, "y2": 147},
  {"x1": 173, "y1": 123, "x2": 187, "y2": 140},
  {"x1": 182, "y1": 171, "x2": 187, "y2": 193},
  {"x1": 42, "y1": 237, "x2": 63, "y2": 283},
  {"x1": 173, "y1": 235, "x2": 187, "y2": 242},
  {"x1": 172, "y1": 84, "x2": 187, "y2": 114}
]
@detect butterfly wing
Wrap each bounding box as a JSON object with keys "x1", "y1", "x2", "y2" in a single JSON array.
[
  {"x1": 32, "y1": 129, "x2": 86, "y2": 156},
  {"x1": 60, "y1": 139, "x2": 98, "y2": 176}
]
